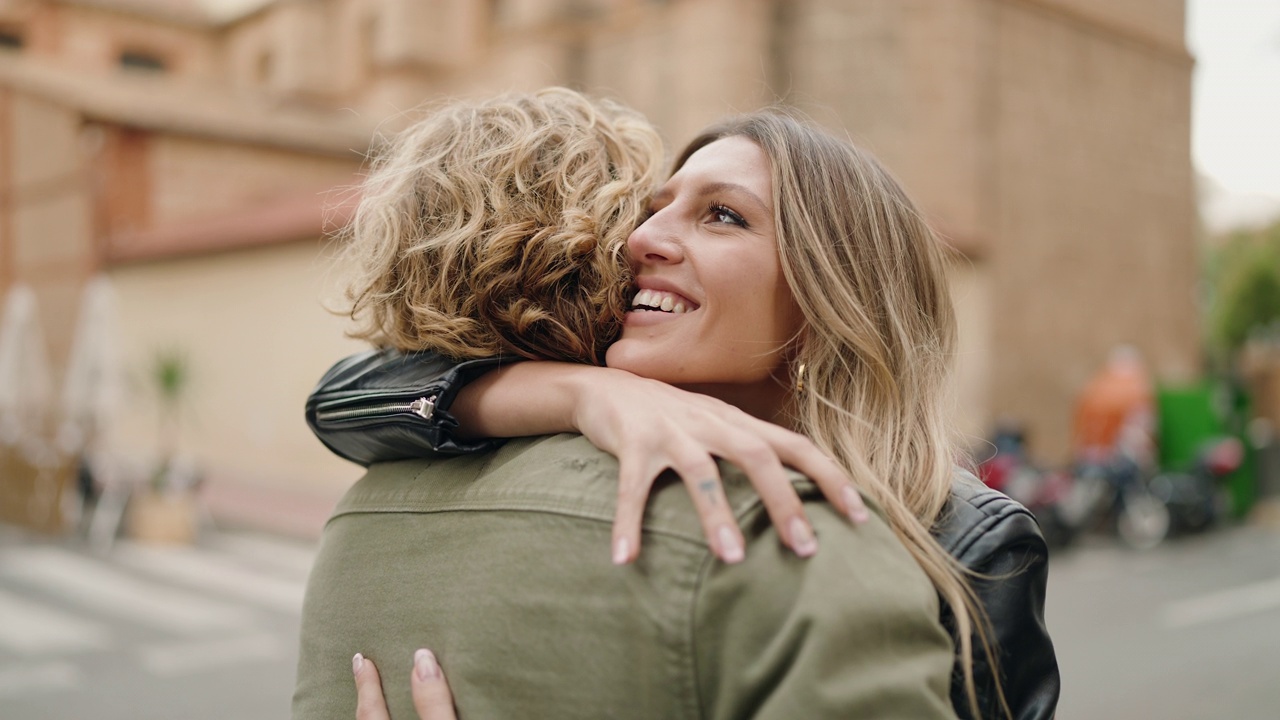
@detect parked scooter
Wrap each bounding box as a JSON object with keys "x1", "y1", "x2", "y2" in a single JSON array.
[
  {"x1": 1065, "y1": 455, "x2": 1170, "y2": 550},
  {"x1": 976, "y1": 427, "x2": 1172, "y2": 550},
  {"x1": 1149, "y1": 437, "x2": 1243, "y2": 535},
  {"x1": 976, "y1": 428, "x2": 1080, "y2": 549}
]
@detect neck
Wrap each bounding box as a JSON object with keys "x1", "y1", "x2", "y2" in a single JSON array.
[{"x1": 676, "y1": 378, "x2": 798, "y2": 430}]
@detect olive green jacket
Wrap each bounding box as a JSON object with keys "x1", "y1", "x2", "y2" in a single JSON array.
[{"x1": 292, "y1": 434, "x2": 958, "y2": 719}]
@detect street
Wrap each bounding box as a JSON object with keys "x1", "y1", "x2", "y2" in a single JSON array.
[
  {"x1": 1048, "y1": 523, "x2": 1280, "y2": 719},
  {"x1": 0, "y1": 524, "x2": 313, "y2": 720},
  {"x1": 2, "y1": 519, "x2": 1279, "y2": 719}
]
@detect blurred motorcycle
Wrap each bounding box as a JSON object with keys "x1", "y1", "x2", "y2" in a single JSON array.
[
  {"x1": 977, "y1": 432, "x2": 1170, "y2": 550},
  {"x1": 976, "y1": 431, "x2": 1079, "y2": 549},
  {"x1": 1149, "y1": 437, "x2": 1243, "y2": 535},
  {"x1": 1065, "y1": 456, "x2": 1169, "y2": 550}
]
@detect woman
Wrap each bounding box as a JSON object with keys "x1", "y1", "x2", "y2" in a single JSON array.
[{"x1": 311, "y1": 104, "x2": 1057, "y2": 719}]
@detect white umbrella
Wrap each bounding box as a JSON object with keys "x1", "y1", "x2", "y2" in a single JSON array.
[
  {"x1": 59, "y1": 276, "x2": 125, "y2": 454},
  {"x1": 0, "y1": 285, "x2": 54, "y2": 448}
]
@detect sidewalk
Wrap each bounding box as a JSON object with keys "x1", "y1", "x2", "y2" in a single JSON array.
[
  {"x1": 201, "y1": 480, "x2": 344, "y2": 542},
  {"x1": 1249, "y1": 496, "x2": 1280, "y2": 532}
]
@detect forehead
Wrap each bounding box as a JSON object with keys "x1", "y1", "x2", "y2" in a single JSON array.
[{"x1": 671, "y1": 136, "x2": 771, "y2": 195}]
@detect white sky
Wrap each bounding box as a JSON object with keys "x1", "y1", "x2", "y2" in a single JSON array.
[{"x1": 1188, "y1": 0, "x2": 1280, "y2": 225}]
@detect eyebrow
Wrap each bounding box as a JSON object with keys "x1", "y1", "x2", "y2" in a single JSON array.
[{"x1": 653, "y1": 181, "x2": 771, "y2": 216}]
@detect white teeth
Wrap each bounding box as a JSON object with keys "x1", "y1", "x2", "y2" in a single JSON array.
[{"x1": 630, "y1": 288, "x2": 694, "y2": 314}]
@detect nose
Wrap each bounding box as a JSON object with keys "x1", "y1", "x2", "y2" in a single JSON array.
[{"x1": 626, "y1": 209, "x2": 684, "y2": 265}]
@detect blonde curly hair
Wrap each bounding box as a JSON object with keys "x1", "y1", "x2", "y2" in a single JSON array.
[{"x1": 341, "y1": 88, "x2": 664, "y2": 364}]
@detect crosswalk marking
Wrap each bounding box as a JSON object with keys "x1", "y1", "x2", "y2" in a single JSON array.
[
  {"x1": 139, "y1": 633, "x2": 283, "y2": 677},
  {"x1": 0, "y1": 660, "x2": 80, "y2": 698},
  {"x1": 1162, "y1": 575, "x2": 1280, "y2": 629},
  {"x1": 111, "y1": 542, "x2": 306, "y2": 613},
  {"x1": 0, "y1": 547, "x2": 254, "y2": 635},
  {"x1": 0, "y1": 589, "x2": 111, "y2": 655}
]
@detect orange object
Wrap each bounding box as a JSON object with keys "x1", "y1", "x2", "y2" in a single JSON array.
[{"x1": 1073, "y1": 348, "x2": 1154, "y2": 460}]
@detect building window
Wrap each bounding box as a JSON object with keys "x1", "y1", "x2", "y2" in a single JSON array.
[
  {"x1": 0, "y1": 28, "x2": 23, "y2": 51},
  {"x1": 119, "y1": 50, "x2": 168, "y2": 73}
]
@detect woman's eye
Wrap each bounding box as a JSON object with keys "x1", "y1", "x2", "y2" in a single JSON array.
[{"x1": 709, "y1": 204, "x2": 747, "y2": 228}]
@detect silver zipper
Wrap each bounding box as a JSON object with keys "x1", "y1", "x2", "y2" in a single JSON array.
[{"x1": 316, "y1": 395, "x2": 436, "y2": 423}]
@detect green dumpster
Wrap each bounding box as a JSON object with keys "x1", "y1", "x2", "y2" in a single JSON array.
[{"x1": 1157, "y1": 382, "x2": 1256, "y2": 518}]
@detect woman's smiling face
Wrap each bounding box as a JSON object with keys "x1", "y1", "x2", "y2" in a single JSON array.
[{"x1": 604, "y1": 135, "x2": 805, "y2": 415}]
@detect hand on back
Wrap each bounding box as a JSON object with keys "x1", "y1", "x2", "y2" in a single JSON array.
[{"x1": 353, "y1": 650, "x2": 455, "y2": 720}]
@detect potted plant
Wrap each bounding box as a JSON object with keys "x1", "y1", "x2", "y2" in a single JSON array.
[{"x1": 126, "y1": 348, "x2": 201, "y2": 544}]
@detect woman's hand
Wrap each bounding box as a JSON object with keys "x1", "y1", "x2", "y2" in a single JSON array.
[
  {"x1": 569, "y1": 370, "x2": 869, "y2": 564},
  {"x1": 455, "y1": 363, "x2": 869, "y2": 565},
  {"x1": 353, "y1": 650, "x2": 456, "y2": 720}
]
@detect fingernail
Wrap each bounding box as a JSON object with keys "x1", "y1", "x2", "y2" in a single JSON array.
[
  {"x1": 414, "y1": 648, "x2": 440, "y2": 681},
  {"x1": 789, "y1": 516, "x2": 818, "y2": 557},
  {"x1": 352, "y1": 653, "x2": 364, "y2": 676},
  {"x1": 843, "y1": 486, "x2": 870, "y2": 524},
  {"x1": 718, "y1": 525, "x2": 745, "y2": 564},
  {"x1": 612, "y1": 536, "x2": 630, "y2": 565}
]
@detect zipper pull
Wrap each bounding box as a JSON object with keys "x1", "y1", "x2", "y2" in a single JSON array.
[{"x1": 409, "y1": 396, "x2": 436, "y2": 420}]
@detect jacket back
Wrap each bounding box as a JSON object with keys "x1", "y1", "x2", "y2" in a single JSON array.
[{"x1": 292, "y1": 433, "x2": 958, "y2": 719}]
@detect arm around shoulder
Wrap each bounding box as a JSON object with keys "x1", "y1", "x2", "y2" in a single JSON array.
[
  {"x1": 304, "y1": 348, "x2": 508, "y2": 466},
  {"x1": 694, "y1": 498, "x2": 959, "y2": 720}
]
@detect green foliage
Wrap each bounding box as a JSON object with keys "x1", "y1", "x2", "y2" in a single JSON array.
[
  {"x1": 150, "y1": 347, "x2": 190, "y2": 492},
  {"x1": 152, "y1": 348, "x2": 190, "y2": 409},
  {"x1": 1209, "y1": 221, "x2": 1280, "y2": 354}
]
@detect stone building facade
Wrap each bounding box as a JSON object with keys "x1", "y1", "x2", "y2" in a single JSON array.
[{"x1": 0, "y1": 0, "x2": 1197, "y2": 532}]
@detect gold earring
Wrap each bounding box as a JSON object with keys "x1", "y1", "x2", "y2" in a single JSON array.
[{"x1": 795, "y1": 363, "x2": 806, "y2": 395}]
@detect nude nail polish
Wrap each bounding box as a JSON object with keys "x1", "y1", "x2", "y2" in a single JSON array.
[
  {"x1": 843, "y1": 486, "x2": 870, "y2": 524},
  {"x1": 415, "y1": 648, "x2": 440, "y2": 681},
  {"x1": 718, "y1": 525, "x2": 745, "y2": 563},
  {"x1": 352, "y1": 653, "x2": 364, "y2": 676},
  {"x1": 789, "y1": 516, "x2": 818, "y2": 557}
]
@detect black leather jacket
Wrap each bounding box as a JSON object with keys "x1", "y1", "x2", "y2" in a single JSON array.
[{"x1": 306, "y1": 349, "x2": 1060, "y2": 720}]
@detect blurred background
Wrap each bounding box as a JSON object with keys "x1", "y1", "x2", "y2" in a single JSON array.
[{"x1": 0, "y1": 0, "x2": 1276, "y2": 718}]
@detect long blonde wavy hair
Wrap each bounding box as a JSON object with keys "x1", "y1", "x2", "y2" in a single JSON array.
[
  {"x1": 675, "y1": 111, "x2": 1004, "y2": 718},
  {"x1": 340, "y1": 88, "x2": 663, "y2": 364}
]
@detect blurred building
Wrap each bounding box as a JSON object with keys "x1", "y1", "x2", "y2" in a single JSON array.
[{"x1": 0, "y1": 0, "x2": 1198, "y2": 532}]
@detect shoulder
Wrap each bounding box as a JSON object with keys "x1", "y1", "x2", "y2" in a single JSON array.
[
  {"x1": 697, "y1": 488, "x2": 943, "y2": 633},
  {"x1": 693, "y1": 491, "x2": 956, "y2": 718},
  {"x1": 333, "y1": 433, "x2": 625, "y2": 521},
  {"x1": 934, "y1": 470, "x2": 1047, "y2": 569}
]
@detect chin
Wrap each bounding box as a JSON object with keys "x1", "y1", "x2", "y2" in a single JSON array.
[{"x1": 605, "y1": 341, "x2": 678, "y2": 383}]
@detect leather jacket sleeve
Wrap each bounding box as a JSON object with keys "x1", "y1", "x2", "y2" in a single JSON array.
[
  {"x1": 934, "y1": 472, "x2": 1061, "y2": 720},
  {"x1": 304, "y1": 348, "x2": 514, "y2": 466}
]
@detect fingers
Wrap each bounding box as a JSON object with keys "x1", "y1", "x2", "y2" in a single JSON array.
[
  {"x1": 353, "y1": 653, "x2": 390, "y2": 720},
  {"x1": 352, "y1": 651, "x2": 458, "y2": 720},
  {"x1": 722, "y1": 437, "x2": 818, "y2": 558},
  {"x1": 684, "y1": 467, "x2": 745, "y2": 565},
  {"x1": 757, "y1": 424, "x2": 871, "y2": 525},
  {"x1": 410, "y1": 649, "x2": 457, "y2": 720},
  {"x1": 611, "y1": 456, "x2": 652, "y2": 565}
]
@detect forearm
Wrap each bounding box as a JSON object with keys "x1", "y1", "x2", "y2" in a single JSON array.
[
  {"x1": 305, "y1": 349, "x2": 508, "y2": 466},
  {"x1": 450, "y1": 362, "x2": 637, "y2": 440}
]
